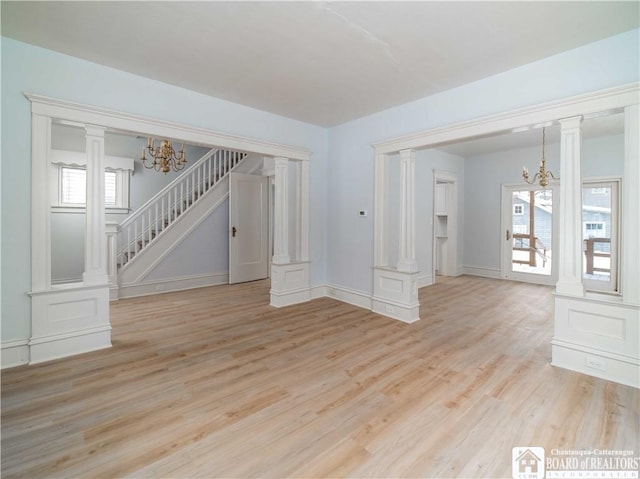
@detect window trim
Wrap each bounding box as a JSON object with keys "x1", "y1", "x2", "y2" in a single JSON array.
[
  {"x1": 582, "y1": 176, "x2": 621, "y2": 294},
  {"x1": 50, "y1": 148, "x2": 133, "y2": 214}
]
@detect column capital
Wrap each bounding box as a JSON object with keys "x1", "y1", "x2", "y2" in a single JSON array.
[
  {"x1": 274, "y1": 156, "x2": 289, "y2": 166},
  {"x1": 558, "y1": 116, "x2": 583, "y2": 128},
  {"x1": 85, "y1": 124, "x2": 106, "y2": 137},
  {"x1": 399, "y1": 148, "x2": 416, "y2": 159}
]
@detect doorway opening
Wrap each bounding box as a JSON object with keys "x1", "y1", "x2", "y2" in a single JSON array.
[{"x1": 502, "y1": 184, "x2": 558, "y2": 285}]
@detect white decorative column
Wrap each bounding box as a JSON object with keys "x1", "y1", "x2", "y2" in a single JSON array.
[
  {"x1": 373, "y1": 152, "x2": 389, "y2": 267},
  {"x1": 272, "y1": 156, "x2": 290, "y2": 265},
  {"x1": 552, "y1": 113, "x2": 638, "y2": 388},
  {"x1": 270, "y1": 157, "x2": 310, "y2": 308},
  {"x1": 622, "y1": 104, "x2": 640, "y2": 305},
  {"x1": 297, "y1": 159, "x2": 310, "y2": 262},
  {"x1": 397, "y1": 149, "x2": 418, "y2": 272},
  {"x1": 27, "y1": 102, "x2": 111, "y2": 364},
  {"x1": 372, "y1": 149, "x2": 420, "y2": 323},
  {"x1": 83, "y1": 125, "x2": 109, "y2": 285},
  {"x1": 31, "y1": 114, "x2": 52, "y2": 292},
  {"x1": 555, "y1": 117, "x2": 584, "y2": 297}
]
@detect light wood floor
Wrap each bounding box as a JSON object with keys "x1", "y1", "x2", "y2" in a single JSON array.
[{"x1": 2, "y1": 276, "x2": 638, "y2": 478}]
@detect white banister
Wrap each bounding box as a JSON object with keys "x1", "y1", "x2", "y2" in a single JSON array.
[{"x1": 116, "y1": 148, "x2": 247, "y2": 269}]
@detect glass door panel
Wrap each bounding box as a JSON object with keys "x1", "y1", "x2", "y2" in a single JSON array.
[{"x1": 502, "y1": 184, "x2": 557, "y2": 286}]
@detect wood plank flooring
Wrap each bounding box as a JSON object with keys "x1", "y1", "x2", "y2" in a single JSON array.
[{"x1": 2, "y1": 276, "x2": 638, "y2": 478}]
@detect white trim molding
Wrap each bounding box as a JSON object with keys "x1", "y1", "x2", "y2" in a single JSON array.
[
  {"x1": 28, "y1": 285, "x2": 112, "y2": 364},
  {"x1": 118, "y1": 272, "x2": 229, "y2": 299},
  {"x1": 552, "y1": 294, "x2": 639, "y2": 388},
  {"x1": 371, "y1": 82, "x2": 639, "y2": 385},
  {"x1": 1, "y1": 339, "x2": 30, "y2": 369},
  {"x1": 24, "y1": 93, "x2": 313, "y2": 367},
  {"x1": 326, "y1": 283, "x2": 373, "y2": 310},
  {"x1": 462, "y1": 266, "x2": 502, "y2": 279},
  {"x1": 25, "y1": 93, "x2": 312, "y2": 161},
  {"x1": 372, "y1": 83, "x2": 640, "y2": 154},
  {"x1": 372, "y1": 267, "x2": 420, "y2": 323},
  {"x1": 270, "y1": 262, "x2": 310, "y2": 307}
]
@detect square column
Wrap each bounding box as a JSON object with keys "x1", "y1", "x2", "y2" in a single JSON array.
[
  {"x1": 31, "y1": 114, "x2": 52, "y2": 291},
  {"x1": 397, "y1": 149, "x2": 418, "y2": 272},
  {"x1": 272, "y1": 156, "x2": 290, "y2": 264},
  {"x1": 372, "y1": 149, "x2": 420, "y2": 323},
  {"x1": 296, "y1": 159, "x2": 310, "y2": 262},
  {"x1": 622, "y1": 104, "x2": 640, "y2": 305},
  {"x1": 374, "y1": 152, "x2": 389, "y2": 267},
  {"x1": 83, "y1": 125, "x2": 109, "y2": 285},
  {"x1": 270, "y1": 157, "x2": 310, "y2": 308},
  {"x1": 555, "y1": 117, "x2": 584, "y2": 297}
]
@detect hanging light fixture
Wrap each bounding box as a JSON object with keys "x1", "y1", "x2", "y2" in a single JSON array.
[
  {"x1": 522, "y1": 127, "x2": 558, "y2": 188},
  {"x1": 141, "y1": 138, "x2": 187, "y2": 174}
]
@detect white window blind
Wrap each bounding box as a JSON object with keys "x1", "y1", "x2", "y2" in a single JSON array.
[{"x1": 61, "y1": 167, "x2": 117, "y2": 206}]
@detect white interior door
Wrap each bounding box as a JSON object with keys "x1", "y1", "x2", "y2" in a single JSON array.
[{"x1": 229, "y1": 173, "x2": 269, "y2": 284}]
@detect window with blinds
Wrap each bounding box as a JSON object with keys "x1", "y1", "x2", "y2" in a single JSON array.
[{"x1": 60, "y1": 167, "x2": 117, "y2": 206}]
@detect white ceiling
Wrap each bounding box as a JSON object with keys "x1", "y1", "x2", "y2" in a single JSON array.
[{"x1": 2, "y1": 1, "x2": 638, "y2": 127}]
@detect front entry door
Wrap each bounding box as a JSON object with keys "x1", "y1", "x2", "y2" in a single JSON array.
[
  {"x1": 501, "y1": 184, "x2": 558, "y2": 285},
  {"x1": 229, "y1": 173, "x2": 269, "y2": 284}
]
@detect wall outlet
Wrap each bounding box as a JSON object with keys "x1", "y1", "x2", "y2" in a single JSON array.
[{"x1": 585, "y1": 355, "x2": 606, "y2": 371}]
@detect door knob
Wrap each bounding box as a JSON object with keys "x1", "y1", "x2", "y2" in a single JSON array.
[{"x1": 232, "y1": 226, "x2": 237, "y2": 237}]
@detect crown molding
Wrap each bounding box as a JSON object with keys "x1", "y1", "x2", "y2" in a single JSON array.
[
  {"x1": 372, "y1": 82, "x2": 640, "y2": 155},
  {"x1": 24, "y1": 93, "x2": 311, "y2": 161}
]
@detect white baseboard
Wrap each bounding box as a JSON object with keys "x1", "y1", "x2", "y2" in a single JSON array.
[
  {"x1": 416, "y1": 274, "x2": 434, "y2": 289},
  {"x1": 462, "y1": 265, "x2": 502, "y2": 279},
  {"x1": 118, "y1": 272, "x2": 229, "y2": 299},
  {"x1": 371, "y1": 297, "x2": 420, "y2": 323},
  {"x1": 551, "y1": 339, "x2": 639, "y2": 388},
  {"x1": 310, "y1": 284, "x2": 328, "y2": 299},
  {"x1": 1, "y1": 339, "x2": 30, "y2": 369},
  {"x1": 325, "y1": 283, "x2": 372, "y2": 309},
  {"x1": 270, "y1": 287, "x2": 311, "y2": 307},
  {"x1": 29, "y1": 326, "x2": 112, "y2": 365}
]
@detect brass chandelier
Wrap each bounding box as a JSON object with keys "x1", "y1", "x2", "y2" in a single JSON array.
[
  {"x1": 522, "y1": 127, "x2": 558, "y2": 188},
  {"x1": 141, "y1": 138, "x2": 187, "y2": 174}
]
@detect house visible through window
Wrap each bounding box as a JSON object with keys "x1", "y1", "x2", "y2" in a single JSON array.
[
  {"x1": 60, "y1": 167, "x2": 118, "y2": 206},
  {"x1": 582, "y1": 179, "x2": 619, "y2": 293},
  {"x1": 513, "y1": 204, "x2": 523, "y2": 215}
]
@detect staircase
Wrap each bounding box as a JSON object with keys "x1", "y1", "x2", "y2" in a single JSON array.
[{"x1": 116, "y1": 148, "x2": 247, "y2": 273}]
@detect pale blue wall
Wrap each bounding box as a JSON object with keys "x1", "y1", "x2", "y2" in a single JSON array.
[
  {"x1": 326, "y1": 29, "x2": 639, "y2": 294},
  {"x1": 463, "y1": 134, "x2": 625, "y2": 272},
  {"x1": 1, "y1": 28, "x2": 638, "y2": 343},
  {"x1": 1, "y1": 37, "x2": 328, "y2": 341}
]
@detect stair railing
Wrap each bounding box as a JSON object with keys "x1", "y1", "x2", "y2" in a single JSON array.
[{"x1": 116, "y1": 148, "x2": 246, "y2": 268}]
